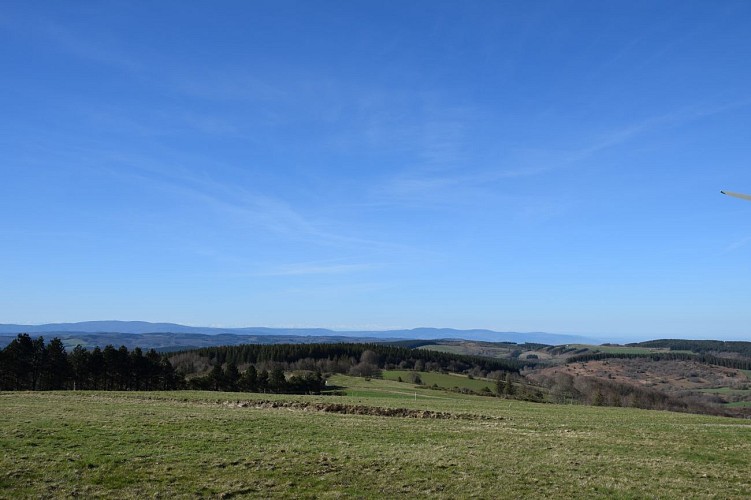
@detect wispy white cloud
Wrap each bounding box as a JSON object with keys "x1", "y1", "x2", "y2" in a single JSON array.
[
  {"x1": 171, "y1": 68, "x2": 481, "y2": 172},
  {"x1": 106, "y1": 161, "x2": 322, "y2": 237},
  {"x1": 59, "y1": 99, "x2": 243, "y2": 139},
  {"x1": 722, "y1": 235, "x2": 751, "y2": 254},
  {"x1": 32, "y1": 19, "x2": 143, "y2": 73},
  {"x1": 94, "y1": 152, "x2": 419, "y2": 257},
  {"x1": 374, "y1": 99, "x2": 751, "y2": 209}
]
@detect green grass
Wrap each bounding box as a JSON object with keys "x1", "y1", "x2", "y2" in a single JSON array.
[
  {"x1": 325, "y1": 374, "x2": 489, "y2": 402},
  {"x1": 418, "y1": 344, "x2": 514, "y2": 359},
  {"x1": 726, "y1": 401, "x2": 751, "y2": 408},
  {"x1": 569, "y1": 344, "x2": 662, "y2": 355},
  {"x1": 381, "y1": 370, "x2": 495, "y2": 393},
  {"x1": 418, "y1": 344, "x2": 467, "y2": 355},
  {"x1": 2, "y1": 389, "x2": 751, "y2": 498},
  {"x1": 697, "y1": 387, "x2": 751, "y2": 396}
]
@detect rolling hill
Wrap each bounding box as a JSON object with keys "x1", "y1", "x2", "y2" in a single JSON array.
[{"x1": 0, "y1": 321, "x2": 597, "y2": 349}]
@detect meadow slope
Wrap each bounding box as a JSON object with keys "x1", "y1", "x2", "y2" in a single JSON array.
[{"x1": 2, "y1": 385, "x2": 750, "y2": 498}]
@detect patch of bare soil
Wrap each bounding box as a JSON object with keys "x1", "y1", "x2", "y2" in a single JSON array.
[{"x1": 221, "y1": 399, "x2": 503, "y2": 420}]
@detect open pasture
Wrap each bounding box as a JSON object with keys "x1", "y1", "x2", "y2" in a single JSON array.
[
  {"x1": 567, "y1": 344, "x2": 673, "y2": 355},
  {"x1": 324, "y1": 373, "x2": 488, "y2": 402},
  {"x1": 2, "y1": 388, "x2": 750, "y2": 498},
  {"x1": 381, "y1": 370, "x2": 495, "y2": 393}
]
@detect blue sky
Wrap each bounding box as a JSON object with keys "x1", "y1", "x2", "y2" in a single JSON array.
[{"x1": 1, "y1": 1, "x2": 750, "y2": 340}]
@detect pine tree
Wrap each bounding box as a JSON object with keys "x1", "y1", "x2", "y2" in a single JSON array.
[
  {"x1": 270, "y1": 366, "x2": 287, "y2": 392},
  {"x1": 43, "y1": 338, "x2": 71, "y2": 390},
  {"x1": 89, "y1": 347, "x2": 105, "y2": 389},
  {"x1": 225, "y1": 362, "x2": 240, "y2": 392},
  {"x1": 209, "y1": 364, "x2": 225, "y2": 391},
  {"x1": 145, "y1": 349, "x2": 162, "y2": 390},
  {"x1": 504, "y1": 373, "x2": 515, "y2": 397},
  {"x1": 103, "y1": 345, "x2": 118, "y2": 390},
  {"x1": 160, "y1": 357, "x2": 179, "y2": 390},
  {"x1": 130, "y1": 347, "x2": 147, "y2": 391},
  {"x1": 4, "y1": 334, "x2": 36, "y2": 390},
  {"x1": 240, "y1": 365, "x2": 258, "y2": 392},
  {"x1": 257, "y1": 369, "x2": 270, "y2": 393},
  {"x1": 0, "y1": 348, "x2": 7, "y2": 390},
  {"x1": 31, "y1": 336, "x2": 47, "y2": 390},
  {"x1": 69, "y1": 345, "x2": 91, "y2": 390}
]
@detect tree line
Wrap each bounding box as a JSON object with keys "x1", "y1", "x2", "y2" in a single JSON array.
[
  {"x1": 170, "y1": 342, "x2": 522, "y2": 377},
  {"x1": 628, "y1": 339, "x2": 751, "y2": 357},
  {"x1": 0, "y1": 334, "x2": 181, "y2": 391},
  {"x1": 565, "y1": 351, "x2": 751, "y2": 371},
  {"x1": 188, "y1": 363, "x2": 325, "y2": 394},
  {"x1": 0, "y1": 334, "x2": 328, "y2": 394},
  {"x1": 2, "y1": 335, "x2": 521, "y2": 394}
]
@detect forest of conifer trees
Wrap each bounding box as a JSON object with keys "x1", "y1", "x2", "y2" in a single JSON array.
[
  {"x1": 0, "y1": 334, "x2": 182, "y2": 391},
  {"x1": 1, "y1": 335, "x2": 520, "y2": 395}
]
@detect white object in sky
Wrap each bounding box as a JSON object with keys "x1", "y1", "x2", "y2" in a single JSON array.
[{"x1": 721, "y1": 190, "x2": 751, "y2": 202}]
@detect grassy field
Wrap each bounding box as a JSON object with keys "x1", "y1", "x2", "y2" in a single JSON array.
[
  {"x1": 697, "y1": 387, "x2": 751, "y2": 395},
  {"x1": 417, "y1": 344, "x2": 468, "y2": 355},
  {"x1": 418, "y1": 343, "x2": 515, "y2": 359},
  {"x1": 2, "y1": 382, "x2": 751, "y2": 498},
  {"x1": 325, "y1": 373, "x2": 492, "y2": 402},
  {"x1": 726, "y1": 401, "x2": 751, "y2": 408},
  {"x1": 381, "y1": 370, "x2": 495, "y2": 393},
  {"x1": 568, "y1": 344, "x2": 665, "y2": 355}
]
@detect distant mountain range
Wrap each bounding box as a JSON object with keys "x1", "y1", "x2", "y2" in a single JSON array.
[{"x1": 0, "y1": 320, "x2": 599, "y2": 350}]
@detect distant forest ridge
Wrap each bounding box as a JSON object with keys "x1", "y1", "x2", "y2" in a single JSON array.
[
  {"x1": 175, "y1": 342, "x2": 523, "y2": 375},
  {"x1": 0, "y1": 321, "x2": 598, "y2": 347},
  {"x1": 0, "y1": 332, "x2": 392, "y2": 352},
  {"x1": 629, "y1": 339, "x2": 751, "y2": 357},
  {"x1": 567, "y1": 351, "x2": 751, "y2": 370}
]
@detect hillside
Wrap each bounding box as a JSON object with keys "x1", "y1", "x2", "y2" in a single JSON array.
[
  {"x1": 5, "y1": 331, "x2": 749, "y2": 417},
  {"x1": 0, "y1": 332, "x2": 389, "y2": 352},
  {"x1": 4, "y1": 335, "x2": 751, "y2": 496},
  {"x1": 411, "y1": 339, "x2": 751, "y2": 416},
  {"x1": 2, "y1": 387, "x2": 749, "y2": 497},
  {"x1": 0, "y1": 321, "x2": 598, "y2": 347}
]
